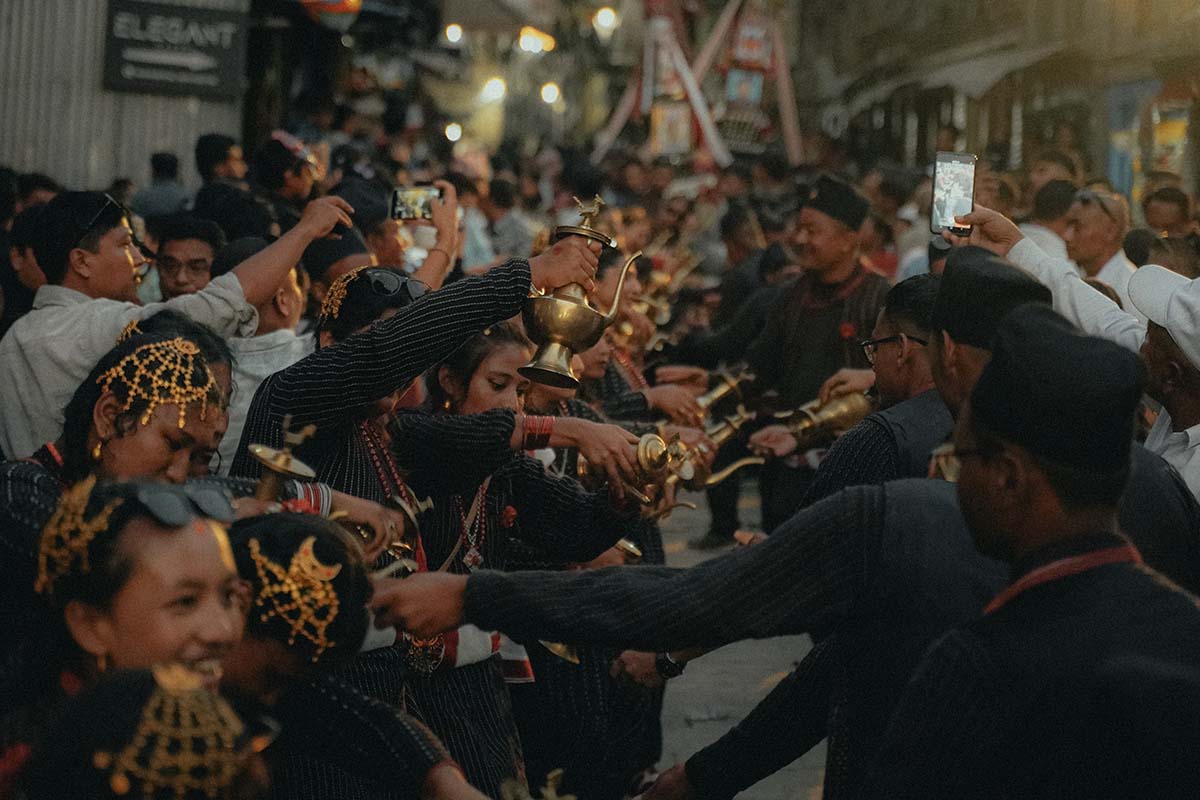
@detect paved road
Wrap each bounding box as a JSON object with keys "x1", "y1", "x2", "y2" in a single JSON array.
[{"x1": 654, "y1": 488, "x2": 825, "y2": 800}]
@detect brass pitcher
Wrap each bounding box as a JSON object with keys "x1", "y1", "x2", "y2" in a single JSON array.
[
  {"x1": 520, "y1": 196, "x2": 640, "y2": 389},
  {"x1": 782, "y1": 392, "x2": 873, "y2": 450},
  {"x1": 697, "y1": 365, "x2": 756, "y2": 412}
]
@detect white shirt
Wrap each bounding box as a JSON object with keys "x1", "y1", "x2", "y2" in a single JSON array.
[
  {"x1": 1017, "y1": 222, "x2": 1069, "y2": 262},
  {"x1": 1088, "y1": 249, "x2": 1141, "y2": 321},
  {"x1": 219, "y1": 328, "x2": 315, "y2": 474},
  {"x1": 0, "y1": 274, "x2": 257, "y2": 460},
  {"x1": 1007, "y1": 238, "x2": 1199, "y2": 499},
  {"x1": 1144, "y1": 413, "x2": 1200, "y2": 500}
]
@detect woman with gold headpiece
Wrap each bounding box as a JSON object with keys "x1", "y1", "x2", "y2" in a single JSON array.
[
  {"x1": 23, "y1": 666, "x2": 268, "y2": 800},
  {"x1": 0, "y1": 478, "x2": 246, "y2": 784}
]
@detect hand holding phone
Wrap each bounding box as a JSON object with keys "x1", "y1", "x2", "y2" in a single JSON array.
[
  {"x1": 391, "y1": 185, "x2": 444, "y2": 221},
  {"x1": 931, "y1": 152, "x2": 977, "y2": 236}
]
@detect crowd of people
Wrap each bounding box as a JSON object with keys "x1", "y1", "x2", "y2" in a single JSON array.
[{"x1": 0, "y1": 117, "x2": 1198, "y2": 800}]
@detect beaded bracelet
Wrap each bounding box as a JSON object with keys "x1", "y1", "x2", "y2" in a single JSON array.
[{"x1": 522, "y1": 415, "x2": 554, "y2": 450}]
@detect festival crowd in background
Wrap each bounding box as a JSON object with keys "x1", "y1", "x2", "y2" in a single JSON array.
[{"x1": 1, "y1": 109, "x2": 1200, "y2": 800}]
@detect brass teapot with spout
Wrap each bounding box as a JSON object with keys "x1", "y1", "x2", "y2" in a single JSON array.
[
  {"x1": 779, "y1": 392, "x2": 874, "y2": 450},
  {"x1": 520, "y1": 196, "x2": 640, "y2": 389}
]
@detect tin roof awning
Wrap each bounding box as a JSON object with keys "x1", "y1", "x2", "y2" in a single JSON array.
[
  {"x1": 440, "y1": 0, "x2": 553, "y2": 32},
  {"x1": 920, "y1": 43, "x2": 1064, "y2": 97}
]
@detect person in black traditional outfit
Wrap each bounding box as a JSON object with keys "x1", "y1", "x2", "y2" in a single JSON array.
[
  {"x1": 859, "y1": 304, "x2": 1200, "y2": 800},
  {"x1": 228, "y1": 236, "x2": 642, "y2": 799},
  {"x1": 403, "y1": 322, "x2": 642, "y2": 795},
  {"x1": 369, "y1": 270, "x2": 1200, "y2": 800},
  {"x1": 692, "y1": 175, "x2": 890, "y2": 548},
  {"x1": 750, "y1": 273, "x2": 947, "y2": 506}
]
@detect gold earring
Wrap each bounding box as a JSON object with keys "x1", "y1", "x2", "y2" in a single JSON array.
[
  {"x1": 92, "y1": 441, "x2": 103, "y2": 461},
  {"x1": 442, "y1": 399, "x2": 452, "y2": 411}
]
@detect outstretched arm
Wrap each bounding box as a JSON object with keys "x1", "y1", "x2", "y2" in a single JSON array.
[{"x1": 371, "y1": 485, "x2": 885, "y2": 648}]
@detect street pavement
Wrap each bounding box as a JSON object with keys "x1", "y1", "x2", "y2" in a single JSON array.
[{"x1": 654, "y1": 487, "x2": 825, "y2": 800}]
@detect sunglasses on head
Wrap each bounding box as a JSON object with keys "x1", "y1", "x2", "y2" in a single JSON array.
[
  {"x1": 134, "y1": 483, "x2": 236, "y2": 527},
  {"x1": 75, "y1": 193, "x2": 157, "y2": 259},
  {"x1": 1075, "y1": 189, "x2": 1119, "y2": 223},
  {"x1": 356, "y1": 269, "x2": 428, "y2": 306}
]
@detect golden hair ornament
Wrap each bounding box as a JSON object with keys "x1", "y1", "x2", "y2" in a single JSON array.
[
  {"x1": 35, "y1": 475, "x2": 123, "y2": 596},
  {"x1": 318, "y1": 265, "x2": 371, "y2": 324},
  {"x1": 117, "y1": 319, "x2": 143, "y2": 344},
  {"x1": 248, "y1": 536, "x2": 342, "y2": 662},
  {"x1": 92, "y1": 663, "x2": 248, "y2": 799},
  {"x1": 96, "y1": 337, "x2": 218, "y2": 429}
]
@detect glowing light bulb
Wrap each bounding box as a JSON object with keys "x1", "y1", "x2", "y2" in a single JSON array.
[
  {"x1": 445, "y1": 23, "x2": 463, "y2": 43},
  {"x1": 594, "y1": 7, "x2": 618, "y2": 31},
  {"x1": 540, "y1": 82, "x2": 561, "y2": 104},
  {"x1": 480, "y1": 77, "x2": 507, "y2": 102},
  {"x1": 445, "y1": 122, "x2": 463, "y2": 142}
]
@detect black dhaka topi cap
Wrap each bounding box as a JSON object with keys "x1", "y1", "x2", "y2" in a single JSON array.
[
  {"x1": 807, "y1": 175, "x2": 870, "y2": 231},
  {"x1": 931, "y1": 245, "x2": 1052, "y2": 349},
  {"x1": 970, "y1": 304, "x2": 1145, "y2": 473}
]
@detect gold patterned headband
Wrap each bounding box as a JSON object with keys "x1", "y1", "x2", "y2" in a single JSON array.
[
  {"x1": 97, "y1": 337, "x2": 219, "y2": 429},
  {"x1": 318, "y1": 265, "x2": 371, "y2": 324},
  {"x1": 36, "y1": 475, "x2": 123, "y2": 596},
  {"x1": 93, "y1": 663, "x2": 249, "y2": 799},
  {"x1": 248, "y1": 536, "x2": 342, "y2": 663}
]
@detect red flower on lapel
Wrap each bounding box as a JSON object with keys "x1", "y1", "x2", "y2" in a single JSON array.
[{"x1": 501, "y1": 505, "x2": 518, "y2": 528}]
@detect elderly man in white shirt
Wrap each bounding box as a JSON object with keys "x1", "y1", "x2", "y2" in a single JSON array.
[
  {"x1": 1061, "y1": 188, "x2": 1144, "y2": 319},
  {"x1": 1017, "y1": 178, "x2": 1074, "y2": 263},
  {"x1": 949, "y1": 204, "x2": 1200, "y2": 500},
  {"x1": 0, "y1": 190, "x2": 352, "y2": 459}
]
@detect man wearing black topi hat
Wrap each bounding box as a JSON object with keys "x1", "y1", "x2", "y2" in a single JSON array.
[
  {"x1": 368, "y1": 252, "x2": 1200, "y2": 800},
  {"x1": 705, "y1": 174, "x2": 889, "y2": 542},
  {"x1": 859, "y1": 304, "x2": 1200, "y2": 800}
]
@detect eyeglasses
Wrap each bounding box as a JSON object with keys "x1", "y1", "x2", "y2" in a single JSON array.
[
  {"x1": 1075, "y1": 189, "x2": 1119, "y2": 224},
  {"x1": 135, "y1": 483, "x2": 236, "y2": 527},
  {"x1": 74, "y1": 193, "x2": 157, "y2": 260},
  {"x1": 358, "y1": 269, "x2": 428, "y2": 306},
  {"x1": 859, "y1": 333, "x2": 927, "y2": 365}
]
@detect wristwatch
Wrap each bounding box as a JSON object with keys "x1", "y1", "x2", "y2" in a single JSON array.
[{"x1": 655, "y1": 651, "x2": 686, "y2": 679}]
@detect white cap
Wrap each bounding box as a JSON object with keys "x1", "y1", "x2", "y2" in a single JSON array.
[{"x1": 1128, "y1": 264, "x2": 1200, "y2": 370}]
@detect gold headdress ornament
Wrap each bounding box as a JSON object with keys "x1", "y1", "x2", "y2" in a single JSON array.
[
  {"x1": 318, "y1": 265, "x2": 372, "y2": 324},
  {"x1": 93, "y1": 663, "x2": 249, "y2": 799},
  {"x1": 248, "y1": 536, "x2": 342, "y2": 662},
  {"x1": 117, "y1": 319, "x2": 143, "y2": 344},
  {"x1": 35, "y1": 475, "x2": 123, "y2": 596},
  {"x1": 97, "y1": 337, "x2": 218, "y2": 429}
]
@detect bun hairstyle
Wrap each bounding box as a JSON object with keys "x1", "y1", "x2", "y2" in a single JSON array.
[
  {"x1": 228, "y1": 513, "x2": 370, "y2": 667},
  {"x1": 424, "y1": 321, "x2": 532, "y2": 412}
]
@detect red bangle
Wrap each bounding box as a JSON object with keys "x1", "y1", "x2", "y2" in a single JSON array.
[{"x1": 522, "y1": 415, "x2": 554, "y2": 450}]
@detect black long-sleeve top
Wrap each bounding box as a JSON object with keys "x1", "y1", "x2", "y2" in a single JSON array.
[
  {"x1": 674, "y1": 284, "x2": 782, "y2": 369},
  {"x1": 584, "y1": 362, "x2": 655, "y2": 423},
  {"x1": 230, "y1": 259, "x2": 532, "y2": 500},
  {"x1": 464, "y1": 480, "x2": 1008, "y2": 799},
  {"x1": 799, "y1": 419, "x2": 900, "y2": 509},
  {"x1": 270, "y1": 675, "x2": 453, "y2": 800},
  {"x1": 858, "y1": 532, "x2": 1200, "y2": 800}
]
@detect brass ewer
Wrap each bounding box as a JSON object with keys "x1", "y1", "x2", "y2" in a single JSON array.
[
  {"x1": 520, "y1": 196, "x2": 641, "y2": 389},
  {"x1": 697, "y1": 365, "x2": 756, "y2": 413},
  {"x1": 250, "y1": 414, "x2": 317, "y2": 501},
  {"x1": 779, "y1": 392, "x2": 874, "y2": 450}
]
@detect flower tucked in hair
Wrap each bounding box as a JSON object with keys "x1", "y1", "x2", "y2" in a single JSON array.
[{"x1": 96, "y1": 337, "x2": 219, "y2": 429}]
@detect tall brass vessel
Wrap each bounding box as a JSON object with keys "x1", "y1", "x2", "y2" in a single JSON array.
[{"x1": 520, "y1": 196, "x2": 639, "y2": 389}]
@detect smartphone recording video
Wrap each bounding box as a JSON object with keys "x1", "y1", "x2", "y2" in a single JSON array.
[
  {"x1": 390, "y1": 185, "x2": 443, "y2": 221},
  {"x1": 930, "y1": 152, "x2": 977, "y2": 235}
]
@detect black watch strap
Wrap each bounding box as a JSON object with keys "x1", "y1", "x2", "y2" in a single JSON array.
[{"x1": 655, "y1": 651, "x2": 685, "y2": 679}]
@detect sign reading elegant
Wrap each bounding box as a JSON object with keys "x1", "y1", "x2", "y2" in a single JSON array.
[{"x1": 103, "y1": 0, "x2": 246, "y2": 100}]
